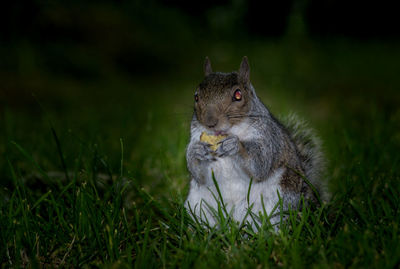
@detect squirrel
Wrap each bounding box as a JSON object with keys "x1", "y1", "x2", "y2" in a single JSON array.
[{"x1": 185, "y1": 56, "x2": 328, "y2": 228}]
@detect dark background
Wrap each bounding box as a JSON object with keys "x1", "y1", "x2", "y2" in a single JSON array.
[
  {"x1": 1, "y1": 0, "x2": 399, "y2": 104},
  {"x1": 1, "y1": 0, "x2": 399, "y2": 86},
  {"x1": 1, "y1": 0, "x2": 399, "y2": 191}
]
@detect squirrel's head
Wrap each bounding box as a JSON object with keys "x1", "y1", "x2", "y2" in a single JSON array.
[{"x1": 194, "y1": 57, "x2": 254, "y2": 135}]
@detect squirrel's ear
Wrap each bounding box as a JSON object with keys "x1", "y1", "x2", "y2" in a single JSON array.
[
  {"x1": 239, "y1": 56, "x2": 250, "y2": 83},
  {"x1": 204, "y1": 57, "x2": 213, "y2": 76}
]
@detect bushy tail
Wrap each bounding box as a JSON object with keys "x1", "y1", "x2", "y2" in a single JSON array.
[{"x1": 282, "y1": 113, "x2": 330, "y2": 202}]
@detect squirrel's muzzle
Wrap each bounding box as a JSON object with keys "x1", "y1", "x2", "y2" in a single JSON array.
[{"x1": 204, "y1": 107, "x2": 219, "y2": 128}]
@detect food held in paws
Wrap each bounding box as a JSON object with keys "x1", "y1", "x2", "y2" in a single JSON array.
[{"x1": 200, "y1": 132, "x2": 227, "y2": 151}]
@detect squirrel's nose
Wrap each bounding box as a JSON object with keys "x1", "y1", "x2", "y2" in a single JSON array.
[
  {"x1": 207, "y1": 122, "x2": 217, "y2": 128},
  {"x1": 205, "y1": 116, "x2": 218, "y2": 128}
]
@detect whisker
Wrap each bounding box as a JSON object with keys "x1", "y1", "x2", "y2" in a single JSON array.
[{"x1": 228, "y1": 114, "x2": 269, "y2": 119}]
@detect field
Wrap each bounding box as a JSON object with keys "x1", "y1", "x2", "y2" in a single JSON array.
[{"x1": 1, "y1": 36, "x2": 400, "y2": 267}]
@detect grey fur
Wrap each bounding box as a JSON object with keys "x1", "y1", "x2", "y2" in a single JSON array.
[
  {"x1": 185, "y1": 58, "x2": 328, "y2": 227},
  {"x1": 281, "y1": 113, "x2": 330, "y2": 201},
  {"x1": 186, "y1": 132, "x2": 215, "y2": 184},
  {"x1": 215, "y1": 135, "x2": 240, "y2": 157}
]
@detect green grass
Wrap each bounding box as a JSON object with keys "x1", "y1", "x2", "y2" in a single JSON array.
[{"x1": 1, "y1": 39, "x2": 400, "y2": 268}]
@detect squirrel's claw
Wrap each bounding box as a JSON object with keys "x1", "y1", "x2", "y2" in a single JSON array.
[
  {"x1": 192, "y1": 142, "x2": 216, "y2": 161},
  {"x1": 216, "y1": 136, "x2": 240, "y2": 157}
]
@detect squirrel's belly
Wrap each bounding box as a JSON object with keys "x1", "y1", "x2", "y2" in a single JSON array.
[
  {"x1": 185, "y1": 158, "x2": 285, "y2": 226},
  {"x1": 207, "y1": 157, "x2": 249, "y2": 186},
  {"x1": 186, "y1": 157, "x2": 249, "y2": 215},
  {"x1": 208, "y1": 158, "x2": 249, "y2": 205}
]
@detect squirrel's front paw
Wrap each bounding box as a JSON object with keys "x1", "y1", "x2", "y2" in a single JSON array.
[
  {"x1": 216, "y1": 135, "x2": 240, "y2": 157},
  {"x1": 192, "y1": 142, "x2": 216, "y2": 161}
]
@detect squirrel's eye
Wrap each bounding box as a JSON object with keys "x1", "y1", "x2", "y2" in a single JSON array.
[
  {"x1": 233, "y1": 89, "x2": 242, "y2": 101},
  {"x1": 194, "y1": 92, "x2": 199, "y2": 102}
]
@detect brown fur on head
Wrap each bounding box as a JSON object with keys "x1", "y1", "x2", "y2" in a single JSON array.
[{"x1": 194, "y1": 57, "x2": 253, "y2": 134}]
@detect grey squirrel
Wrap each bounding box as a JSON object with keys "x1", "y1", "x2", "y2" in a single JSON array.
[{"x1": 185, "y1": 56, "x2": 328, "y2": 228}]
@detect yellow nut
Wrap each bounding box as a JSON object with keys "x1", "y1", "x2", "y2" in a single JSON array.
[{"x1": 200, "y1": 132, "x2": 227, "y2": 151}]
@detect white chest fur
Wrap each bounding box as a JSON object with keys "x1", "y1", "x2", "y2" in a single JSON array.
[
  {"x1": 185, "y1": 163, "x2": 284, "y2": 227},
  {"x1": 185, "y1": 119, "x2": 284, "y2": 227}
]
